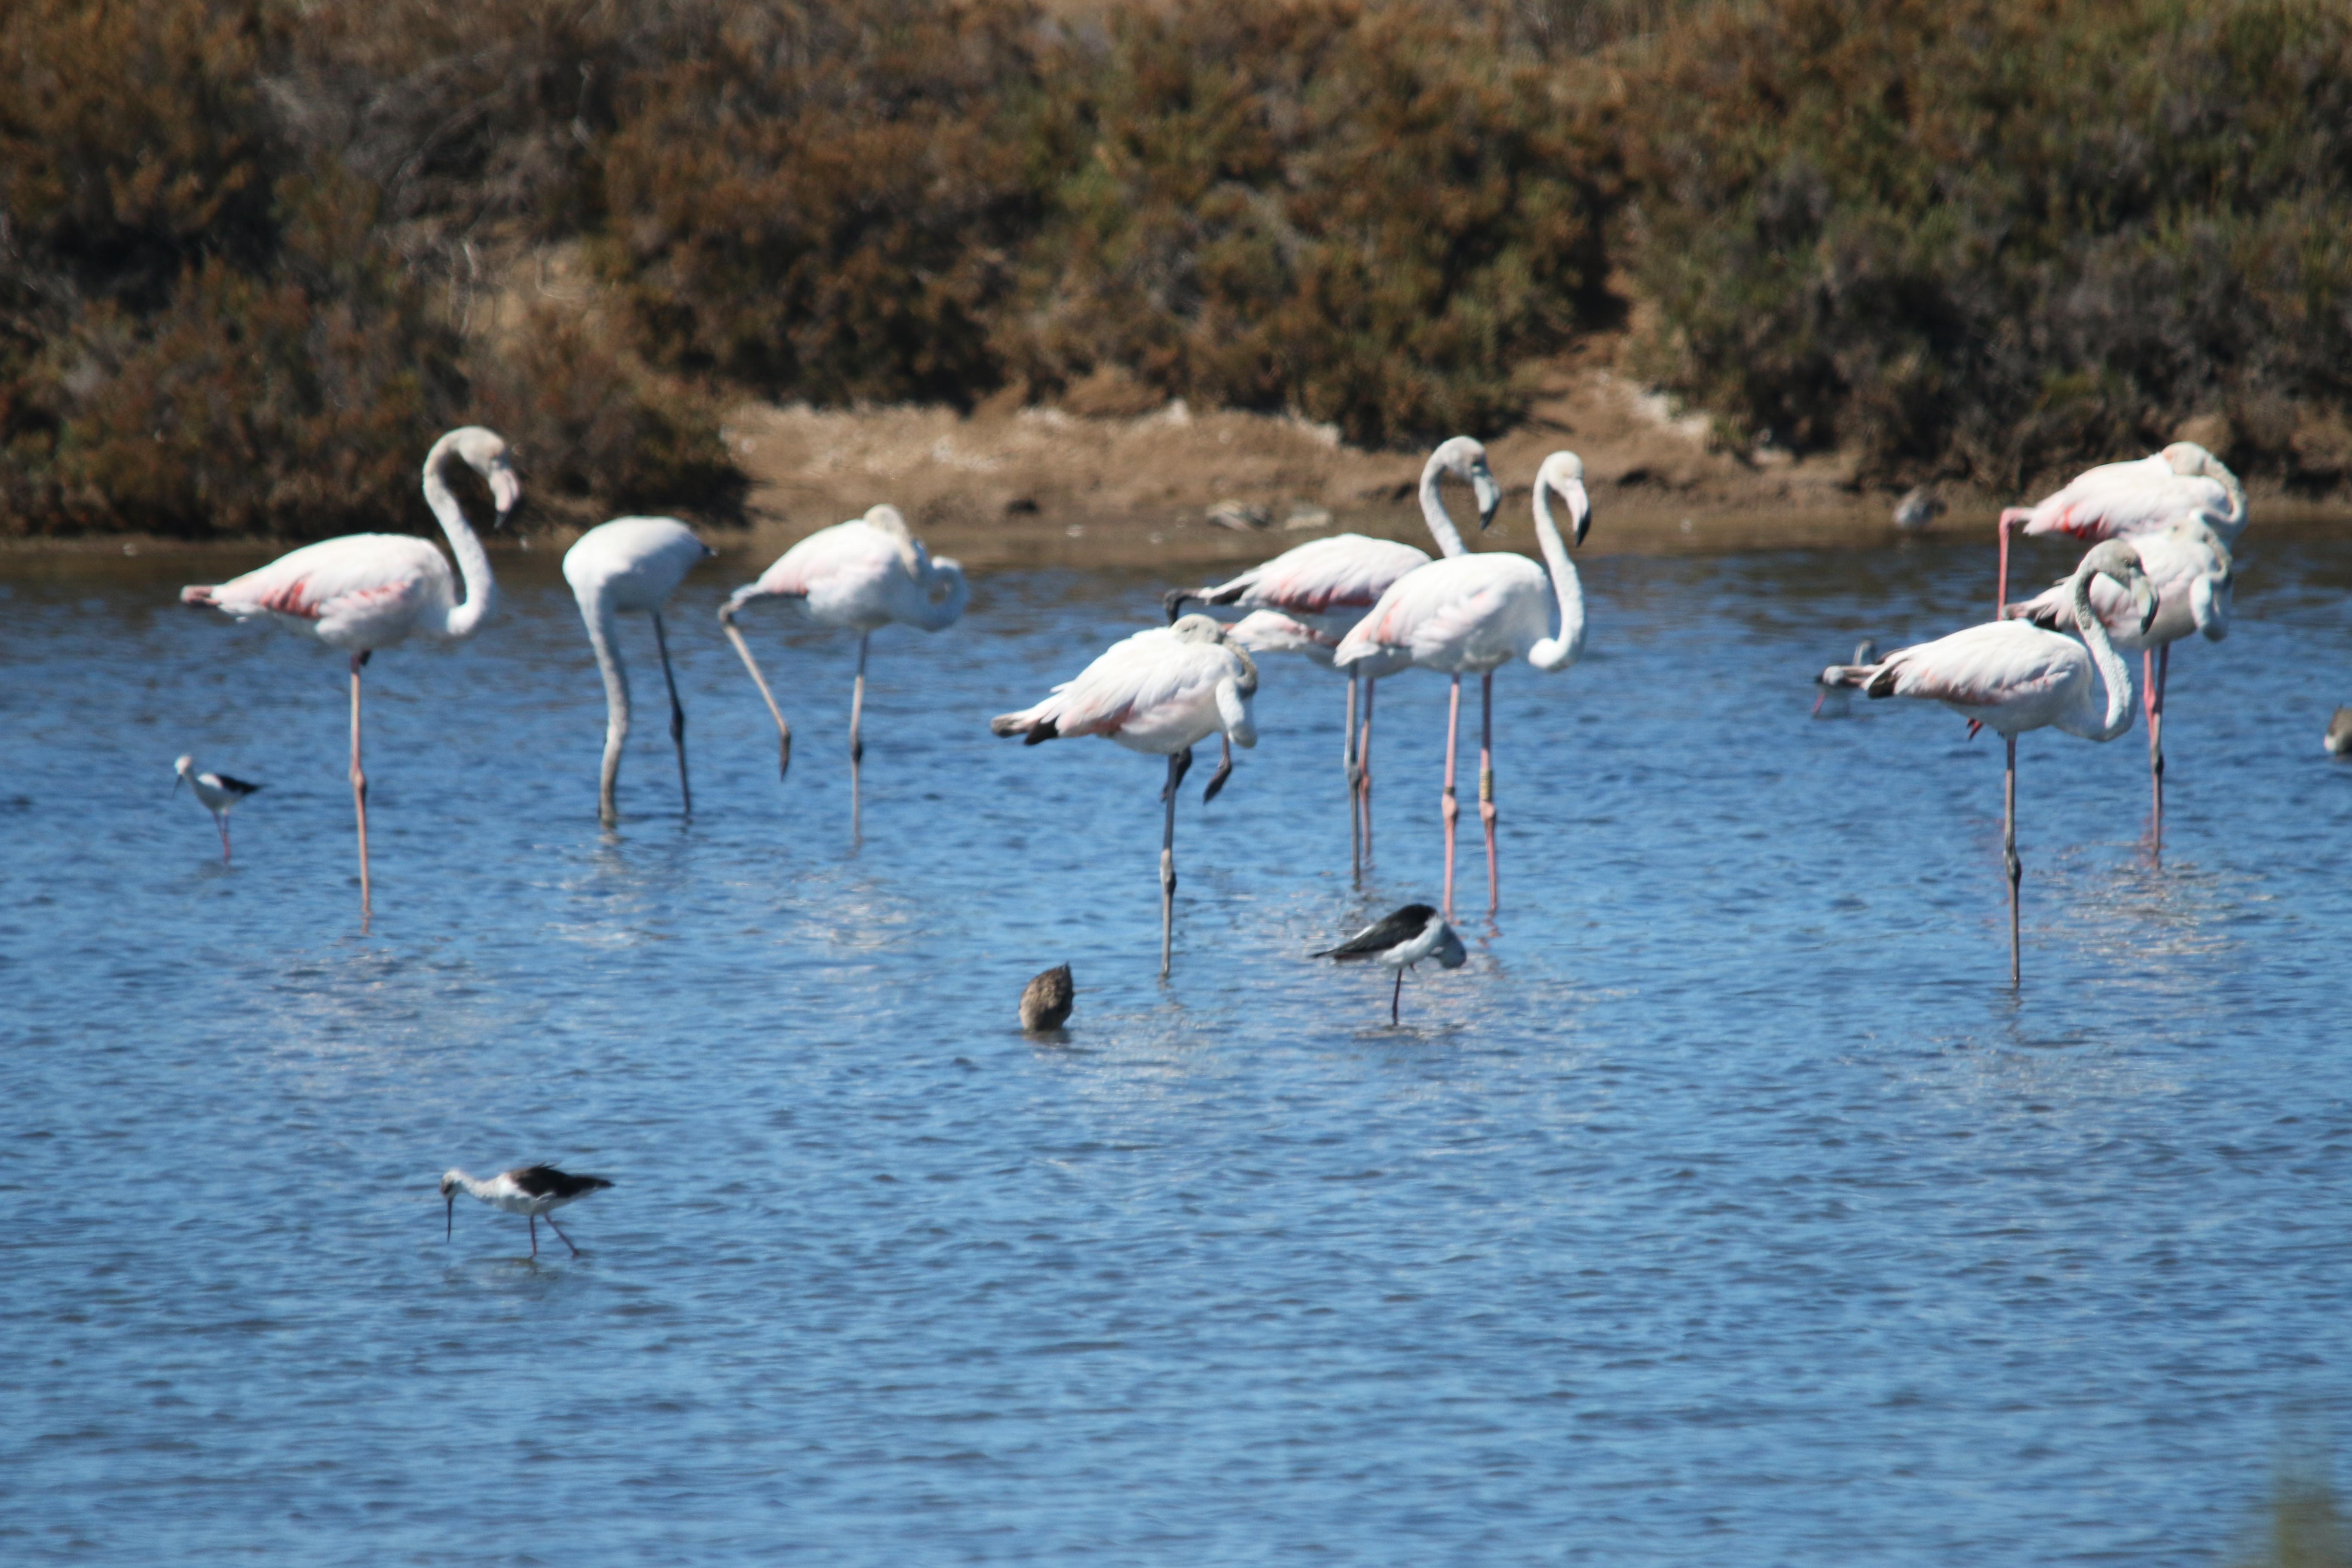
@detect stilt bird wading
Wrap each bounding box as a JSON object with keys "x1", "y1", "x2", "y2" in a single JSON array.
[
  {"x1": 1314, "y1": 903, "x2": 1467, "y2": 1024},
  {"x1": 174, "y1": 755, "x2": 262, "y2": 863},
  {"x1": 441, "y1": 1165, "x2": 613, "y2": 1258}
]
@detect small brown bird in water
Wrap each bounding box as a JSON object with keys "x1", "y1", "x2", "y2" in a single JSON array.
[
  {"x1": 1020, "y1": 964, "x2": 1075, "y2": 1031},
  {"x1": 2327, "y1": 708, "x2": 2352, "y2": 756}
]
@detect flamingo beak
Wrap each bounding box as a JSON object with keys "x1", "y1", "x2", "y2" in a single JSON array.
[
  {"x1": 490, "y1": 468, "x2": 522, "y2": 522},
  {"x1": 1472, "y1": 466, "x2": 1503, "y2": 531},
  {"x1": 1567, "y1": 481, "x2": 1591, "y2": 547},
  {"x1": 2134, "y1": 578, "x2": 2158, "y2": 634}
]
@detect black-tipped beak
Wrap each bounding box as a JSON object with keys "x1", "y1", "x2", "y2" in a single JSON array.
[
  {"x1": 1473, "y1": 468, "x2": 1503, "y2": 531},
  {"x1": 1568, "y1": 481, "x2": 1592, "y2": 547}
]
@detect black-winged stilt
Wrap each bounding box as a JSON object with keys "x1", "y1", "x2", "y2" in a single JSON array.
[
  {"x1": 1314, "y1": 903, "x2": 1467, "y2": 1024},
  {"x1": 174, "y1": 754, "x2": 263, "y2": 863},
  {"x1": 441, "y1": 1165, "x2": 612, "y2": 1258}
]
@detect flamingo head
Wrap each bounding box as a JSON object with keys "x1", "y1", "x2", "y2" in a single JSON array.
[
  {"x1": 1536, "y1": 451, "x2": 1591, "y2": 545},
  {"x1": 2159, "y1": 441, "x2": 2216, "y2": 478},
  {"x1": 444, "y1": 426, "x2": 521, "y2": 522},
  {"x1": 1433, "y1": 435, "x2": 1503, "y2": 530},
  {"x1": 2082, "y1": 539, "x2": 2158, "y2": 634}
]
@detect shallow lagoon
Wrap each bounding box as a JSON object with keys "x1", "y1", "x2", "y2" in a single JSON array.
[{"x1": 4, "y1": 536, "x2": 2351, "y2": 1564}]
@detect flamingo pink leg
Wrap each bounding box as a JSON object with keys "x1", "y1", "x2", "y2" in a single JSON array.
[
  {"x1": 2146, "y1": 644, "x2": 2167, "y2": 850},
  {"x1": 349, "y1": 652, "x2": 371, "y2": 927},
  {"x1": 1479, "y1": 672, "x2": 1499, "y2": 916},
  {"x1": 1441, "y1": 675, "x2": 1463, "y2": 921},
  {"x1": 1359, "y1": 679, "x2": 1378, "y2": 864},
  {"x1": 652, "y1": 609, "x2": 692, "y2": 818},
  {"x1": 2004, "y1": 732, "x2": 2021, "y2": 989},
  {"x1": 1159, "y1": 747, "x2": 1192, "y2": 978},
  {"x1": 849, "y1": 631, "x2": 870, "y2": 838},
  {"x1": 1345, "y1": 674, "x2": 1362, "y2": 882}
]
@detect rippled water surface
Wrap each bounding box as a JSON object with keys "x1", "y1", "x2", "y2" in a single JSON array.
[{"x1": 6, "y1": 536, "x2": 2352, "y2": 1565}]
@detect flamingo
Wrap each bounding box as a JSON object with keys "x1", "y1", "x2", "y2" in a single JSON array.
[
  {"x1": 1820, "y1": 539, "x2": 2156, "y2": 986},
  {"x1": 1165, "y1": 436, "x2": 1500, "y2": 875},
  {"x1": 441, "y1": 1165, "x2": 612, "y2": 1259},
  {"x1": 990, "y1": 614, "x2": 1259, "y2": 977},
  {"x1": 719, "y1": 503, "x2": 968, "y2": 835},
  {"x1": 1313, "y1": 903, "x2": 1467, "y2": 1025},
  {"x1": 1333, "y1": 450, "x2": 1591, "y2": 921},
  {"x1": 179, "y1": 426, "x2": 516, "y2": 924},
  {"x1": 1813, "y1": 639, "x2": 1879, "y2": 718},
  {"x1": 562, "y1": 517, "x2": 716, "y2": 826},
  {"x1": 173, "y1": 755, "x2": 262, "y2": 863},
  {"x1": 2005, "y1": 517, "x2": 2231, "y2": 839},
  {"x1": 1996, "y1": 441, "x2": 2245, "y2": 613}
]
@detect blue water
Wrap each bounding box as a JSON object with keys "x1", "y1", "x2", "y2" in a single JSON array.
[{"x1": 4, "y1": 535, "x2": 2351, "y2": 1565}]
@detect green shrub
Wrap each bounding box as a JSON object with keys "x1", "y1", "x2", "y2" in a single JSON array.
[{"x1": 1623, "y1": 0, "x2": 2352, "y2": 486}]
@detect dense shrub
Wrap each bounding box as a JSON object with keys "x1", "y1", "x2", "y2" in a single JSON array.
[
  {"x1": 1004, "y1": 0, "x2": 1617, "y2": 446},
  {"x1": 596, "y1": 0, "x2": 1047, "y2": 407},
  {"x1": 0, "y1": 0, "x2": 746, "y2": 539},
  {"x1": 1623, "y1": 0, "x2": 2352, "y2": 487}
]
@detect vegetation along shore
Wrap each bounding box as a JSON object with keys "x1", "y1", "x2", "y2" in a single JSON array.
[{"x1": 6, "y1": 0, "x2": 2351, "y2": 548}]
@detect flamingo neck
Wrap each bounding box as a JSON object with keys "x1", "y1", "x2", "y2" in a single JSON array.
[
  {"x1": 2071, "y1": 561, "x2": 2135, "y2": 740},
  {"x1": 1418, "y1": 453, "x2": 1468, "y2": 558},
  {"x1": 581, "y1": 588, "x2": 631, "y2": 735},
  {"x1": 423, "y1": 444, "x2": 498, "y2": 639},
  {"x1": 1526, "y1": 484, "x2": 1586, "y2": 671}
]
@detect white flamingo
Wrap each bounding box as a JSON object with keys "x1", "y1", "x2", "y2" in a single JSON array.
[
  {"x1": 1996, "y1": 441, "x2": 2244, "y2": 612},
  {"x1": 2005, "y1": 517, "x2": 2231, "y2": 836},
  {"x1": 1821, "y1": 539, "x2": 2156, "y2": 986},
  {"x1": 1333, "y1": 450, "x2": 1591, "y2": 921},
  {"x1": 562, "y1": 517, "x2": 716, "y2": 826},
  {"x1": 1166, "y1": 437, "x2": 1499, "y2": 874},
  {"x1": 719, "y1": 503, "x2": 968, "y2": 834},
  {"x1": 179, "y1": 426, "x2": 517, "y2": 923},
  {"x1": 990, "y1": 614, "x2": 1259, "y2": 977}
]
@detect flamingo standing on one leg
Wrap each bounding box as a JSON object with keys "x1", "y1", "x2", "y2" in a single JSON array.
[
  {"x1": 1164, "y1": 436, "x2": 1500, "y2": 875},
  {"x1": 562, "y1": 517, "x2": 716, "y2": 826},
  {"x1": 1995, "y1": 441, "x2": 2244, "y2": 614},
  {"x1": 179, "y1": 427, "x2": 517, "y2": 925},
  {"x1": 2005, "y1": 518, "x2": 2231, "y2": 842},
  {"x1": 174, "y1": 755, "x2": 262, "y2": 863},
  {"x1": 991, "y1": 614, "x2": 1259, "y2": 977},
  {"x1": 1334, "y1": 450, "x2": 1592, "y2": 922},
  {"x1": 720, "y1": 504, "x2": 968, "y2": 836},
  {"x1": 1822, "y1": 539, "x2": 2157, "y2": 987}
]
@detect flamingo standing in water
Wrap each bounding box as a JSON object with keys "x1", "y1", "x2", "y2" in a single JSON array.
[
  {"x1": 1334, "y1": 450, "x2": 1592, "y2": 922},
  {"x1": 1821, "y1": 539, "x2": 2156, "y2": 987},
  {"x1": 720, "y1": 504, "x2": 968, "y2": 835},
  {"x1": 991, "y1": 614, "x2": 1259, "y2": 977},
  {"x1": 2005, "y1": 517, "x2": 2232, "y2": 838},
  {"x1": 1995, "y1": 441, "x2": 2244, "y2": 614},
  {"x1": 1166, "y1": 437, "x2": 1500, "y2": 874},
  {"x1": 562, "y1": 517, "x2": 715, "y2": 826},
  {"x1": 179, "y1": 427, "x2": 517, "y2": 924}
]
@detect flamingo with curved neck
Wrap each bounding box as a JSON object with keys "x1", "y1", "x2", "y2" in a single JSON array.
[
  {"x1": 564, "y1": 516, "x2": 716, "y2": 826},
  {"x1": 720, "y1": 503, "x2": 968, "y2": 836},
  {"x1": 1821, "y1": 539, "x2": 2156, "y2": 985},
  {"x1": 179, "y1": 425, "x2": 519, "y2": 924},
  {"x1": 1332, "y1": 450, "x2": 1593, "y2": 920},
  {"x1": 1162, "y1": 435, "x2": 1498, "y2": 876}
]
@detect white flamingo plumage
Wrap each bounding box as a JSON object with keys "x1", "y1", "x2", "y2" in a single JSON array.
[
  {"x1": 719, "y1": 503, "x2": 968, "y2": 834},
  {"x1": 1996, "y1": 441, "x2": 2245, "y2": 613},
  {"x1": 178, "y1": 426, "x2": 517, "y2": 924},
  {"x1": 1334, "y1": 450, "x2": 1591, "y2": 921},
  {"x1": 562, "y1": 517, "x2": 716, "y2": 826},
  {"x1": 1166, "y1": 436, "x2": 1500, "y2": 875},
  {"x1": 991, "y1": 614, "x2": 1259, "y2": 977},
  {"x1": 1822, "y1": 539, "x2": 2157, "y2": 986},
  {"x1": 2006, "y1": 517, "x2": 2232, "y2": 837}
]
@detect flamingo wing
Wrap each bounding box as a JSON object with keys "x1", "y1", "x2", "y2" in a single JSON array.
[
  {"x1": 1335, "y1": 555, "x2": 1540, "y2": 668},
  {"x1": 193, "y1": 535, "x2": 447, "y2": 632},
  {"x1": 1869, "y1": 622, "x2": 2085, "y2": 713},
  {"x1": 2021, "y1": 456, "x2": 2226, "y2": 541},
  {"x1": 1225, "y1": 535, "x2": 1433, "y2": 615}
]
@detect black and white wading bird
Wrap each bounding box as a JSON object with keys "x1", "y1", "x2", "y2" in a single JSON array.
[
  {"x1": 1314, "y1": 903, "x2": 1467, "y2": 1024},
  {"x1": 441, "y1": 1165, "x2": 613, "y2": 1258},
  {"x1": 174, "y1": 754, "x2": 262, "y2": 863}
]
